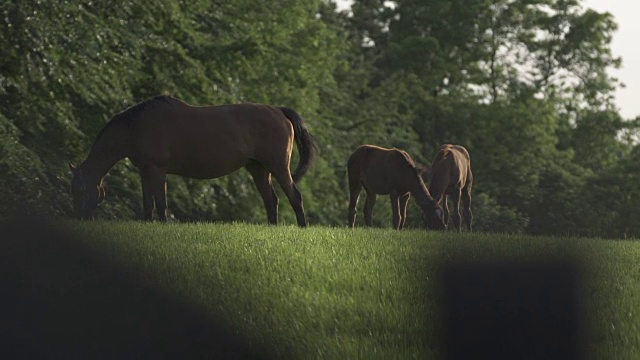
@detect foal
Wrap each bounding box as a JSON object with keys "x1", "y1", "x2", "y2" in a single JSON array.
[
  {"x1": 427, "y1": 144, "x2": 473, "y2": 231},
  {"x1": 347, "y1": 145, "x2": 446, "y2": 230}
]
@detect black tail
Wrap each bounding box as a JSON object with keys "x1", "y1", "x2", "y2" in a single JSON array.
[{"x1": 278, "y1": 107, "x2": 318, "y2": 183}]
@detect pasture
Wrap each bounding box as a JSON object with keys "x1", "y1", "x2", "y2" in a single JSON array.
[{"x1": 4, "y1": 221, "x2": 640, "y2": 358}]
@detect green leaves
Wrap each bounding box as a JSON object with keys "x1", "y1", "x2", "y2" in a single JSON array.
[
  {"x1": 318, "y1": 0, "x2": 636, "y2": 235},
  {"x1": 1, "y1": 0, "x2": 637, "y2": 237},
  {"x1": 0, "y1": 0, "x2": 343, "y2": 221}
]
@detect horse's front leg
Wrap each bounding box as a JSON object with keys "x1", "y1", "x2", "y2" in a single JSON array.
[
  {"x1": 390, "y1": 191, "x2": 402, "y2": 230},
  {"x1": 153, "y1": 171, "x2": 168, "y2": 223},
  {"x1": 399, "y1": 193, "x2": 411, "y2": 229},
  {"x1": 140, "y1": 170, "x2": 155, "y2": 221},
  {"x1": 364, "y1": 192, "x2": 377, "y2": 227},
  {"x1": 141, "y1": 165, "x2": 168, "y2": 222}
]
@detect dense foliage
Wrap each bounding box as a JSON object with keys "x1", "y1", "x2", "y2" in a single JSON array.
[{"x1": 2, "y1": 0, "x2": 639, "y2": 237}]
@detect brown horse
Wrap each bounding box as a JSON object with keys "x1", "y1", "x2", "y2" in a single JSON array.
[
  {"x1": 69, "y1": 95, "x2": 317, "y2": 226},
  {"x1": 427, "y1": 144, "x2": 473, "y2": 231},
  {"x1": 347, "y1": 145, "x2": 446, "y2": 230}
]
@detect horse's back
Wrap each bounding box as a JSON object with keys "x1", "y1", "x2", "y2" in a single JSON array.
[
  {"x1": 450, "y1": 144, "x2": 470, "y2": 162},
  {"x1": 449, "y1": 145, "x2": 472, "y2": 186},
  {"x1": 126, "y1": 97, "x2": 293, "y2": 178},
  {"x1": 348, "y1": 145, "x2": 387, "y2": 172},
  {"x1": 128, "y1": 97, "x2": 287, "y2": 136},
  {"x1": 348, "y1": 145, "x2": 417, "y2": 194},
  {"x1": 348, "y1": 144, "x2": 408, "y2": 172},
  {"x1": 431, "y1": 144, "x2": 472, "y2": 190}
]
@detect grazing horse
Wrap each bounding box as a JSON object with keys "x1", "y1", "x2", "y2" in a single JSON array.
[
  {"x1": 69, "y1": 95, "x2": 317, "y2": 226},
  {"x1": 347, "y1": 145, "x2": 446, "y2": 230},
  {"x1": 427, "y1": 144, "x2": 473, "y2": 231}
]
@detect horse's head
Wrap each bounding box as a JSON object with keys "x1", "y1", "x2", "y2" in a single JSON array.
[
  {"x1": 422, "y1": 202, "x2": 447, "y2": 230},
  {"x1": 69, "y1": 162, "x2": 105, "y2": 220}
]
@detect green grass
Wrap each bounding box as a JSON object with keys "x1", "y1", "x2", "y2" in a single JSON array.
[{"x1": 51, "y1": 222, "x2": 640, "y2": 358}]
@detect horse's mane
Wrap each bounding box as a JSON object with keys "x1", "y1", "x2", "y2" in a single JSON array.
[
  {"x1": 396, "y1": 149, "x2": 416, "y2": 168},
  {"x1": 93, "y1": 95, "x2": 178, "y2": 144}
]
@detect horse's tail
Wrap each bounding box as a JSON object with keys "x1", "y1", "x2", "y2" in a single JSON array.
[{"x1": 278, "y1": 107, "x2": 318, "y2": 183}]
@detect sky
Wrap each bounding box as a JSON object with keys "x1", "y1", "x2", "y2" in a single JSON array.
[
  {"x1": 583, "y1": 0, "x2": 640, "y2": 119},
  {"x1": 334, "y1": 0, "x2": 640, "y2": 119}
]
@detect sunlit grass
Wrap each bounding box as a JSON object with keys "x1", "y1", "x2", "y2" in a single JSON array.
[{"x1": 63, "y1": 221, "x2": 640, "y2": 359}]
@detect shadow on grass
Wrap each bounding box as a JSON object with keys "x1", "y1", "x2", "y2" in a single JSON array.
[
  {"x1": 0, "y1": 216, "x2": 274, "y2": 359},
  {"x1": 440, "y1": 260, "x2": 583, "y2": 359},
  {"x1": 431, "y1": 242, "x2": 587, "y2": 360}
]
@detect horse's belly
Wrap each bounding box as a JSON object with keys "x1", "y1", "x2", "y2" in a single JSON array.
[
  {"x1": 167, "y1": 167, "x2": 238, "y2": 179},
  {"x1": 362, "y1": 178, "x2": 392, "y2": 195},
  {"x1": 364, "y1": 186, "x2": 387, "y2": 195},
  {"x1": 167, "y1": 155, "x2": 247, "y2": 179},
  {"x1": 362, "y1": 167, "x2": 396, "y2": 195}
]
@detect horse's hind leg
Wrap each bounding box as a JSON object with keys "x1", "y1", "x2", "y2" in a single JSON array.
[
  {"x1": 450, "y1": 190, "x2": 462, "y2": 231},
  {"x1": 438, "y1": 194, "x2": 450, "y2": 227},
  {"x1": 462, "y1": 184, "x2": 473, "y2": 231},
  {"x1": 348, "y1": 190, "x2": 362, "y2": 228},
  {"x1": 246, "y1": 161, "x2": 279, "y2": 225},
  {"x1": 271, "y1": 169, "x2": 307, "y2": 227},
  {"x1": 347, "y1": 168, "x2": 362, "y2": 227}
]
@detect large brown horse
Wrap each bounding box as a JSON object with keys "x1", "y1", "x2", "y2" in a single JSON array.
[
  {"x1": 69, "y1": 95, "x2": 317, "y2": 226},
  {"x1": 347, "y1": 145, "x2": 446, "y2": 230},
  {"x1": 427, "y1": 144, "x2": 473, "y2": 231}
]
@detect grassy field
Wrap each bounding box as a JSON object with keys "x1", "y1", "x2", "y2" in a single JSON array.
[{"x1": 4, "y1": 220, "x2": 640, "y2": 359}]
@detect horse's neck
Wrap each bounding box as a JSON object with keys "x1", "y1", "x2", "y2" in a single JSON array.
[
  {"x1": 81, "y1": 151, "x2": 122, "y2": 185},
  {"x1": 82, "y1": 125, "x2": 128, "y2": 183},
  {"x1": 409, "y1": 177, "x2": 437, "y2": 210},
  {"x1": 429, "y1": 176, "x2": 448, "y2": 200}
]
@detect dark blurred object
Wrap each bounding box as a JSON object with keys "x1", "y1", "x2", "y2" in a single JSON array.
[
  {"x1": 0, "y1": 217, "x2": 271, "y2": 359},
  {"x1": 442, "y1": 260, "x2": 583, "y2": 360}
]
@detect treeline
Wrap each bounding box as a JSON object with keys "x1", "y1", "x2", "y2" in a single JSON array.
[{"x1": 2, "y1": 0, "x2": 639, "y2": 237}]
